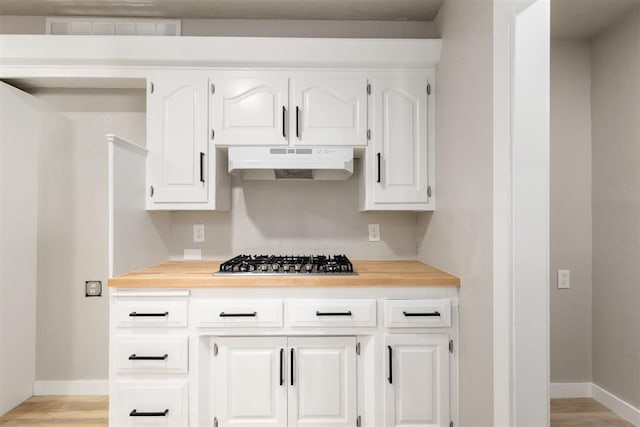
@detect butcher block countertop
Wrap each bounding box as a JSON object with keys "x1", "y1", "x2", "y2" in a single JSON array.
[{"x1": 108, "y1": 260, "x2": 460, "y2": 288}]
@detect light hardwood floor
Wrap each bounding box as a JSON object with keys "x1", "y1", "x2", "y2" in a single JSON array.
[
  {"x1": 551, "y1": 398, "x2": 635, "y2": 427},
  {"x1": 0, "y1": 396, "x2": 635, "y2": 426},
  {"x1": 0, "y1": 396, "x2": 108, "y2": 426}
]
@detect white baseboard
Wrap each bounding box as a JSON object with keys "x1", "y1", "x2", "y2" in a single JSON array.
[
  {"x1": 550, "y1": 382, "x2": 592, "y2": 398},
  {"x1": 33, "y1": 380, "x2": 108, "y2": 396},
  {"x1": 592, "y1": 383, "x2": 640, "y2": 426}
]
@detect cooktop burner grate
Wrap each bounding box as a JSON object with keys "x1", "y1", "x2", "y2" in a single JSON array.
[{"x1": 216, "y1": 254, "x2": 356, "y2": 275}]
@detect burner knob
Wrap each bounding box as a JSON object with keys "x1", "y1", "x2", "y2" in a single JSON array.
[
  {"x1": 305, "y1": 264, "x2": 313, "y2": 273},
  {"x1": 261, "y1": 264, "x2": 268, "y2": 272},
  {"x1": 272, "y1": 263, "x2": 280, "y2": 272},
  {"x1": 294, "y1": 264, "x2": 301, "y2": 272},
  {"x1": 283, "y1": 264, "x2": 290, "y2": 272}
]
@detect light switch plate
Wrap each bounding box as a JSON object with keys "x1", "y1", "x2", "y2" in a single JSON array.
[{"x1": 558, "y1": 270, "x2": 570, "y2": 289}]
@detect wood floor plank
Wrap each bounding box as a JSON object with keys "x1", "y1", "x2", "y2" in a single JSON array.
[
  {"x1": 0, "y1": 396, "x2": 108, "y2": 426},
  {"x1": 551, "y1": 398, "x2": 635, "y2": 427}
]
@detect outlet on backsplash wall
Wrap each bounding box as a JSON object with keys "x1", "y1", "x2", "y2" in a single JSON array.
[{"x1": 171, "y1": 175, "x2": 419, "y2": 260}]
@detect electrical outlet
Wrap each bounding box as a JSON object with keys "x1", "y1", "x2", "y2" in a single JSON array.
[
  {"x1": 85, "y1": 280, "x2": 102, "y2": 297},
  {"x1": 558, "y1": 270, "x2": 570, "y2": 289},
  {"x1": 193, "y1": 224, "x2": 205, "y2": 242},
  {"x1": 368, "y1": 224, "x2": 381, "y2": 242}
]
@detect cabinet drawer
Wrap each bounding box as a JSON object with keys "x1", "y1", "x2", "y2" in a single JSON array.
[
  {"x1": 384, "y1": 299, "x2": 451, "y2": 328},
  {"x1": 192, "y1": 299, "x2": 283, "y2": 328},
  {"x1": 287, "y1": 299, "x2": 376, "y2": 328},
  {"x1": 113, "y1": 300, "x2": 187, "y2": 328},
  {"x1": 113, "y1": 380, "x2": 188, "y2": 427},
  {"x1": 115, "y1": 335, "x2": 188, "y2": 375}
]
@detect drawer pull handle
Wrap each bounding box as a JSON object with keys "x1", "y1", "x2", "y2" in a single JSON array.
[
  {"x1": 219, "y1": 312, "x2": 257, "y2": 317},
  {"x1": 129, "y1": 409, "x2": 169, "y2": 417},
  {"x1": 387, "y1": 345, "x2": 393, "y2": 384},
  {"x1": 128, "y1": 312, "x2": 169, "y2": 317},
  {"x1": 128, "y1": 354, "x2": 168, "y2": 361},
  {"x1": 316, "y1": 311, "x2": 352, "y2": 316},
  {"x1": 402, "y1": 311, "x2": 441, "y2": 317}
]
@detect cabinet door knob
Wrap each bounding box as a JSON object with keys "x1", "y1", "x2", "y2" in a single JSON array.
[
  {"x1": 296, "y1": 106, "x2": 301, "y2": 139},
  {"x1": 377, "y1": 153, "x2": 382, "y2": 183}
]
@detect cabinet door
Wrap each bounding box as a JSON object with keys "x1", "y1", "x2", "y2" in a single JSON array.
[
  {"x1": 288, "y1": 336, "x2": 357, "y2": 427},
  {"x1": 370, "y1": 74, "x2": 432, "y2": 206},
  {"x1": 210, "y1": 74, "x2": 289, "y2": 146},
  {"x1": 291, "y1": 74, "x2": 367, "y2": 146},
  {"x1": 384, "y1": 334, "x2": 449, "y2": 427},
  {"x1": 147, "y1": 77, "x2": 208, "y2": 204},
  {"x1": 213, "y1": 337, "x2": 287, "y2": 427}
]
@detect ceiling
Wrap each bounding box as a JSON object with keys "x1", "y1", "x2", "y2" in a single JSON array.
[
  {"x1": 0, "y1": 0, "x2": 637, "y2": 39},
  {"x1": 551, "y1": 0, "x2": 639, "y2": 39},
  {"x1": 0, "y1": 0, "x2": 445, "y2": 21}
]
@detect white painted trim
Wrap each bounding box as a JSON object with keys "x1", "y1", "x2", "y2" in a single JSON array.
[
  {"x1": 549, "y1": 382, "x2": 592, "y2": 398},
  {"x1": 33, "y1": 380, "x2": 108, "y2": 396},
  {"x1": 492, "y1": 1, "x2": 515, "y2": 425},
  {"x1": 592, "y1": 383, "x2": 640, "y2": 426},
  {"x1": 0, "y1": 35, "x2": 441, "y2": 70}
]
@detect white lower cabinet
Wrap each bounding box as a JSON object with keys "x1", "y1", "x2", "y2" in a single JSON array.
[
  {"x1": 111, "y1": 290, "x2": 457, "y2": 427},
  {"x1": 384, "y1": 334, "x2": 450, "y2": 427},
  {"x1": 212, "y1": 336, "x2": 357, "y2": 427}
]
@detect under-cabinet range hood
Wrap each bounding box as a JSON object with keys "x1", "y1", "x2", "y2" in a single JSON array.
[{"x1": 228, "y1": 146, "x2": 354, "y2": 180}]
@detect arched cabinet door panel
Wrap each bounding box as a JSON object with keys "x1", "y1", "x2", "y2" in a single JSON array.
[
  {"x1": 147, "y1": 77, "x2": 208, "y2": 204},
  {"x1": 291, "y1": 74, "x2": 368, "y2": 146},
  {"x1": 210, "y1": 73, "x2": 289, "y2": 147}
]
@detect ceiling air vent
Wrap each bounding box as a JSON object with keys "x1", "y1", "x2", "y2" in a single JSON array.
[{"x1": 46, "y1": 17, "x2": 181, "y2": 36}]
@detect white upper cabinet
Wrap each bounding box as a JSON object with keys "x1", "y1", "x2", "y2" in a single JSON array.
[
  {"x1": 210, "y1": 73, "x2": 289, "y2": 146},
  {"x1": 384, "y1": 334, "x2": 449, "y2": 427},
  {"x1": 210, "y1": 72, "x2": 368, "y2": 147},
  {"x1": 291, "y1": 74, "x2": 368, "y2": 146},
  {"x1": 360, "y1": 72, "x2": 435, "y2": 211},
  {"x1": 146, "y1": 76, "x2": 230, "y2": 210}
]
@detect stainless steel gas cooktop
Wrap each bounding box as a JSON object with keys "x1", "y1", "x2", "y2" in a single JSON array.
[{"x1": 216, "y1": 254, "x2": 356, "y2": 275}]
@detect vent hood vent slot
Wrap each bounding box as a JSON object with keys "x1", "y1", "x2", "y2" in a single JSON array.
[{"x1": 228, "y1": 146, "x2": 354, "y2": 180}]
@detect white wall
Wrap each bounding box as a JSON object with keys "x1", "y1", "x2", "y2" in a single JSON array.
[
  {"x1": 0, "y1": 83, "x2": 41, "y2": 414},
  {"x1": 591, "y1": 6, "x2": 640, "y2": 409},
  {"x1": 549, "y1": 41, "x2": 592, "y2": 383},
  {"x1": 417, "y1": 0, "x2": 494, "y2": 424},
  {"x1": 34, "y1": 89, "x2": 145, "y2": 382},
  {"x1": 170, "y1": 171, "x2": 418, "y2": 260}
]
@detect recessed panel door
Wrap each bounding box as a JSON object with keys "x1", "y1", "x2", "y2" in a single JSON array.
[
  {"x1": 372, "y1": 74, "x2": 430, "y2": 205},
  {"x1": 384, "y1": 334, "x2": 449, "y2": 427},
  {"x1": 213, "y1": 337, "x2": 287, "y2": 427},
  {"x1": 288, "y1": 336, "x2": 357, "y2": 427},
  {"x1": 147, "y1": 77, "x2": 208, "y2": 204},
  {"x1": 210, "y1": 74, "x2": 289, "y2": 146},
  {"x1": 291, "y1": 74, "x2": 367, "y2": 146}
]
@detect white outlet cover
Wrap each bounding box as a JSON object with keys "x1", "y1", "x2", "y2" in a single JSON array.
[
  {"x1": 193, "y1": 224, "x2": 205, "y2": 242},
  {"x1": 368, "y1": 224, "x2": 380, "y2": 242}
]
